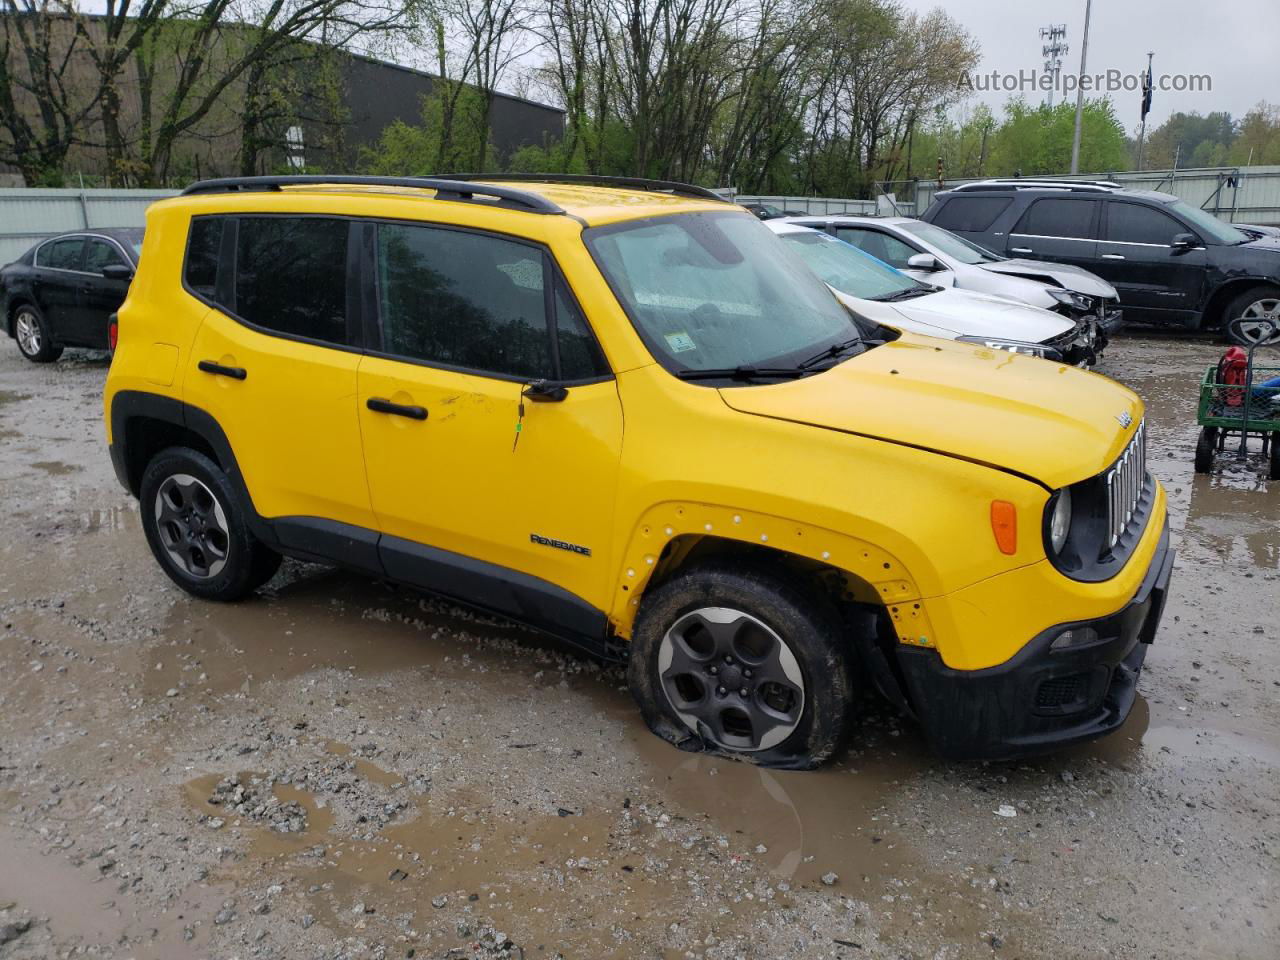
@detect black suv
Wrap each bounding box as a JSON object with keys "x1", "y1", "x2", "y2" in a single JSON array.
[{"x1": 920, "y1": 179, "x2": 1280, "y2": 343}]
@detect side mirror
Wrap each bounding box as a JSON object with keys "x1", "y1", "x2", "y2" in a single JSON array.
[
  {"x1": 906, "y1": 253, "x2": 943, "y2": 271},
  {"x1": 1170, "y1": 233, "x2": 1198, "y2": 253},
  {"x1": 101, "y1": 263, "x2": 134, "y2": 280},
  {"x1": 522, "y1": 379, "x2": 569, "y2": 403}
]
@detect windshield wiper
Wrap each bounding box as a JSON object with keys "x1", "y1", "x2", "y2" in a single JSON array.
[
  {"x1": 799, "y1": 337, "x2": 865, "y2": 369},
  {"x1": 872, "y1": 287, "x2": 934, "y2": 303},
  {"x1": 676, "y1": 366, "x2": 812, "y2": 382}
]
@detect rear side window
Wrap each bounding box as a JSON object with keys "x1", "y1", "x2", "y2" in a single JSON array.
[
  {"x1": 1104, "y1": 202, "x2": 1185, "y2": 246},
  {"x1": 835, "y1": 227, "x2": 918, "y2": 269},
  {"x1": 930, "y1": 196, "x2": 1012, "y2": 232},
  {"x1": 1013, "y1": 198, "x2": 1096, "y2": 239},
  {"x1": 235, "y1": 217, "x2": 349, "y2": 345},
  {"x1": 184, "y1": 217, "x2": 223, "y2": 299},
  {"x1": 375, "y1": 223, "x2": 558, "y2": 379},
  {"x1": 38, "y1": 237, "x2": 85, "y2": 270}
]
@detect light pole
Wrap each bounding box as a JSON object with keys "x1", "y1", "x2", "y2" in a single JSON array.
[{"x1": 1069, "y1": 0, "x2": 1093, "y2": 175}]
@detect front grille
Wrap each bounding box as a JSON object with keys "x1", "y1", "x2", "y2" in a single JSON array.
[
  {"x1": 1105, "y1": 420, "x2": 1146, "y2": 548},
  {"x1": 1035, "y1": 674, "x2": 1087, "y2": 709}
]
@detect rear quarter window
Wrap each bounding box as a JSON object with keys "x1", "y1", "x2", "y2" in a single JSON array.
[{"x1": 930, "y1": 196, "x2": 1012, "y2": 232}]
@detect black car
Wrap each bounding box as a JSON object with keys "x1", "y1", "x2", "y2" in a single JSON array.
[
  {"x1": 1, "y1": 227, "x2": 143, "y2": 362},
  {"x1": 920, "y1": 179, "x2": 1280, "y2": 344}
]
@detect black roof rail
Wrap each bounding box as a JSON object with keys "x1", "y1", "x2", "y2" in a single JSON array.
[
  {"x1": 433, "y1": 172, "x2": 730, "y2": 204},
  {"x1": 180, "y1": 175, "x2": 564, "y2": 214}
]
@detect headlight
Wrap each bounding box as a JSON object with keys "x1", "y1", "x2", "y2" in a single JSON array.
[
  {"x1": 1047, "y1": 288, "x2": 1094, "y2": 312},
  {"x1": 957, "y1": 335, "x2": 1063, "y2": 361},
  {"x1": 1048, "y1": 489, "x2": 1072, "y2": 555}
]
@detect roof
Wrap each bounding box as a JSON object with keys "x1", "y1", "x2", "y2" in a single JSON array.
[
  {"x1": 941, "y1": 179, "x2": 1179, "y2": 204},
  {"x1": 781, "y1": 214, "x2": 918, "y2": 227}
]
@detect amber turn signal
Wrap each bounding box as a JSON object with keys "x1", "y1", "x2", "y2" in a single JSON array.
[{"x1": 990, "y1": 500, "x2": 1017, "y2": 555}]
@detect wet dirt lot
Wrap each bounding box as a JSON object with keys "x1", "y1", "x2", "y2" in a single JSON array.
[{"x1": 0, "y1": 334, "x2": 1277, "y2": 960}]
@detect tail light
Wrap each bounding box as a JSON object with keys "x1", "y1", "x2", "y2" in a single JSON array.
[{"x1": 108, "y1": 316, "x2": 119, "y2": 352}]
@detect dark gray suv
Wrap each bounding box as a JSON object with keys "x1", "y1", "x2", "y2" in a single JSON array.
[{"x1": 920, "y1": 179, "x2": 1280, "y2": 344}]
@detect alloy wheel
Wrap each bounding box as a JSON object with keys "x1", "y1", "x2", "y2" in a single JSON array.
[
  {"x1": 15, "y1": 310, "x2": 41, "y2": 356},
  {"x1": 1237, "y1": 298, "x2": 1280, "y2": 344},
  {"x1": 154, "y1": 473, "x2": 231, "y2": 579},
  {"x1": 657, "y1": 607, "x2": 805, "y2": 752}
]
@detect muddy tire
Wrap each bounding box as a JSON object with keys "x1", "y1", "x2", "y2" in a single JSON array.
[
  {"x1": 627, "y1": 561, "x2": 856, "y2": 770},
  {"x1": 1222, "y1": 285, "x2": 1280, "y2": 346},
  {"x1": 139, "y1": 447, "x2": 280, "y2": 601},
  {"x1": 12, "y1": 303, "x2": 63, "y2": 363},
  {"x1": 1194, "y1": 426, "x2": 1218, "y2": 475}
]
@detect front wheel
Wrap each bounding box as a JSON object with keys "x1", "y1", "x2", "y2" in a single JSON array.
[
  {"x1": 1222, "y1": 285, "x2": 1280, "y2": 346},
  {"x1": 139, "y1": 447, "x2": 281, "y2": 601},
  {"x1": 13, "y1": 304, "x2": 63, "y2": 362},
  {"x1": 627, "y1": 562, "x2": 856, "y2": 769},
  {"x1": 1194, "y1": 426, "x2": 1218, "y2": 475}
]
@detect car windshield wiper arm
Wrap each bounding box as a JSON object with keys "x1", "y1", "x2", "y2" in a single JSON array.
[
  {"x1": 872, "y1": 287, "x2": 933, "y2": 302},
  {"x1": 676, "y1": 365, "x2": 812, "y2": 382},
  {"x1": 799, "y1": 337, "x2": 865, "y2": 369}
]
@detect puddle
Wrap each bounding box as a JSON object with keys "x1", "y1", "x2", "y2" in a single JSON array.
[
  {"x1": 322, "y1": 740, "x2": 403, "y2": 787},
  {"x1": 0, "y1": 390, "x2": 31, "y2": 407},
  {"x1": 31, "y1": 460, "x2": 81, "y2": 475}
]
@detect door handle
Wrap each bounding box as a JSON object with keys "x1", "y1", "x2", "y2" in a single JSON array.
[
  {"x1": 1010, "y1": 247, "x2": 1033, "y2": 254},
  {"x1": 197, "y1": 359, "x2": 247, "y2": 380},
  {"x1": 1101, "y1": 254, "x2": 1126, "y2": 261},
  {"x1": 367, "y1": 397, "x2": 428, "y2": 420}
]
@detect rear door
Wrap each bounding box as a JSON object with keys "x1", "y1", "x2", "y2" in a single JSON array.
[
  {"x1": 356, "y1": 219, "x2": 623, "y2": 634},
  {"x1": 31, "y1": 236, "x2": 85, "y2": 339},
  {"x1": 182, "y1": 215, "x2": 378, "y2": 553},
  {"x1": 1007, "y1": 197, "x2": 1100, "y2": 272},
  {"x1": 76, "y1": 237, "x2": 133, "y2": 347},
  {"x1": 1096, "y1": 200, "x2": 1206, "y2": 324}
]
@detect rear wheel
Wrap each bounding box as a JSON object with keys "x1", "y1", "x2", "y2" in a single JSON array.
[
  {"x1": 12, "y1": 304, "x2": 63, "y2": 362},
  {"x1": 1270, "y1": 435, "x2": 1280, "y2": 482},
  {"x1": 627, "y1": 561, "x2": 856, "y2": 769},
  {"x1": 1222, "y1": 285, "x2": 1280, "y2": 345},
  {"x1": 139, "y1": 447, "x2": 281, "y2": 601},
  {"x1": 1194, "y1": 426, "x2": 1218, "y2": 474}
]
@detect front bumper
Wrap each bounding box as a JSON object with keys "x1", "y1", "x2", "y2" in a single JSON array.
[{"x1": 895, "y1": 517, "x2": 1173, "y2": 761}]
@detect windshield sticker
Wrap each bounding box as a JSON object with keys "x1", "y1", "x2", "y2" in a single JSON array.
[{"x1": 665, "y1": 332, "x2": 697, "y2": 353}]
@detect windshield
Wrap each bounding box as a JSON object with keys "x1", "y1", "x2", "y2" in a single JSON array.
[
  {"x1": 585, "y1": 212, "x2": 862, "y2": 374},
  {"x1": 899, "y1": 220, "x2": 1002, "y2": 264},
  {"x1": 778, "y1": 230, "x2": 925, "y2": 300},
  {"x1": 1164, "y1": 198, "x2": 1249, "y2": 245}
]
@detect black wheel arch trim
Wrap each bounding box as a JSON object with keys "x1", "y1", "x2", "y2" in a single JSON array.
[{"x1": 108, "y1": 389, "x2": 612, "y2": 655}]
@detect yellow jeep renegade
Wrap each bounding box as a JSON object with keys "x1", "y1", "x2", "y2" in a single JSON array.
[{"x1": 104, "y1": 174, "x2": 1173, "y2": 767}]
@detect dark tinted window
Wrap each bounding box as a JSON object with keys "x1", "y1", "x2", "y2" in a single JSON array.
[
  {"x1": 835, "y1": 227, "x2": 918, "y2": 269},
  {"x1": 235, "y1": 217, "x2": 349, "y2": 344},
  {"x1": 1013, "y1": 198, "x2": 1096, "y2": 239},
  {"x1": 184, "y1": 217, "x2": 223, "y2": 299},
  {"x1": 39, "y1": 237, "x2": 84, "y2": 270},
  {"x1": 85, "y1": 238, "x2": 127, "y2": 273},
  {"x1": 1105, "y1": 202, "x2": 1185, "y2": 245},
  {"x1": 554, "y1": 280, "x2": 609, "y2": 380},
  {"x1": 375, "y1": 223, "x2": 553, "y2": 379},
  {"x1": 931, "y1": 196, "x2": 1012, "y2": 232}
]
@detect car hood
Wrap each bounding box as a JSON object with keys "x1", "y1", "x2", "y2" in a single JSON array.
[
  {"x1": 1241, "y1": 235, "x2": 1280, "y2": 254},
  {"x1": 980, "y1": 259, "x2": 1118, "y2": 299},
  {"x1": 873, "y1": 287, "x2": 1075, "y2": 343},
  {"x1": 718, "y1": 334, "x2": 1141, "y2": 488}
]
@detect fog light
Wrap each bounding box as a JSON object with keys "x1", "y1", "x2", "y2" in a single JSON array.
[{"x1": 1050, "y1": 626, "x2": 1100, "y2": 652}]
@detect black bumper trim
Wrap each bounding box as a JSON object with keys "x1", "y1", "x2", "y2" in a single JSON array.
[{"x1": 896, "y1": 517, "x2": 1172, "y2": 761}]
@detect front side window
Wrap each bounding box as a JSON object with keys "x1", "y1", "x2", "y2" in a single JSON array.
[
  {"x1": 1013, "y1": 198, "x2": 1096, "y2": 240},
  {"x1": 39, "y1": 237, "x2": 84, "y2": 270},
  {"x1": 780, "y1": 230, "x2": 925, "y2": 301},
  {"x1": 1104, "y1": 202, "x2": 1186, "y2": 246},
  {"x1": 586, "y1": 212, "x2": 861, "y2": 375},
  {"x1": 235, "y1": 217, "x2": 349, "y2": 344},
  {"x1": 899, "y1": 220, "x2": 1002, "y2": 264},
  {"x1": 376, "y1": 223, "x2": 555, "y2": 379},
  {"x1": 85, "y1": 239, "x2": 126, "y2": 273},
  {"x1": 835, "y1": 227, "x2": 919, "y2": 269}
]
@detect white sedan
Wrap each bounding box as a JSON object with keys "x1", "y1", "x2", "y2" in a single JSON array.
[{"x1": 767, "y1": 220, "x2": 1103, "y2": 365}]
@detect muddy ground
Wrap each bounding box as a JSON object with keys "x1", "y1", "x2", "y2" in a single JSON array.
[{"x1": 0, "y1": 333, "x2": 1276, "y2": 960}]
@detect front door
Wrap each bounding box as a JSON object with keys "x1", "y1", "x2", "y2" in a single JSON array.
[
  {"x1": 181, "y1": 215, "x2": 377, "y2": 547},
  {"x1": 1096, "y1": 200, "x2": 1206, "y2": 324},
  {"x1": 355, "y1": 220, "x2": 623, "y2": 637}
]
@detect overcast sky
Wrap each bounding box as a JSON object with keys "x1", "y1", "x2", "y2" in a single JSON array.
[{"x1": 899, "y1": 0, "x2": 1279, "y2": 131}]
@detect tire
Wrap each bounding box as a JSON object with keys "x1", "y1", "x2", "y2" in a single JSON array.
[
  {"x1": 12, "y1": 303, "x2": 64, "y2": 362},
  {"x1": 1270, "y1": 436, "x2": 1280, "y2": 482},
  {"x1": 627, "y1": 561, "x2": 856, "y2": 770},
  {"x1": 1222, "y1": 285, "x2": 1280, "y2": 346},
  {"x1": 1194, "y1": 426, "x2": 1218, "y2": 475},
  {"x1": 139, "y1": 447, "x2": 281, "y2": 601}
]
